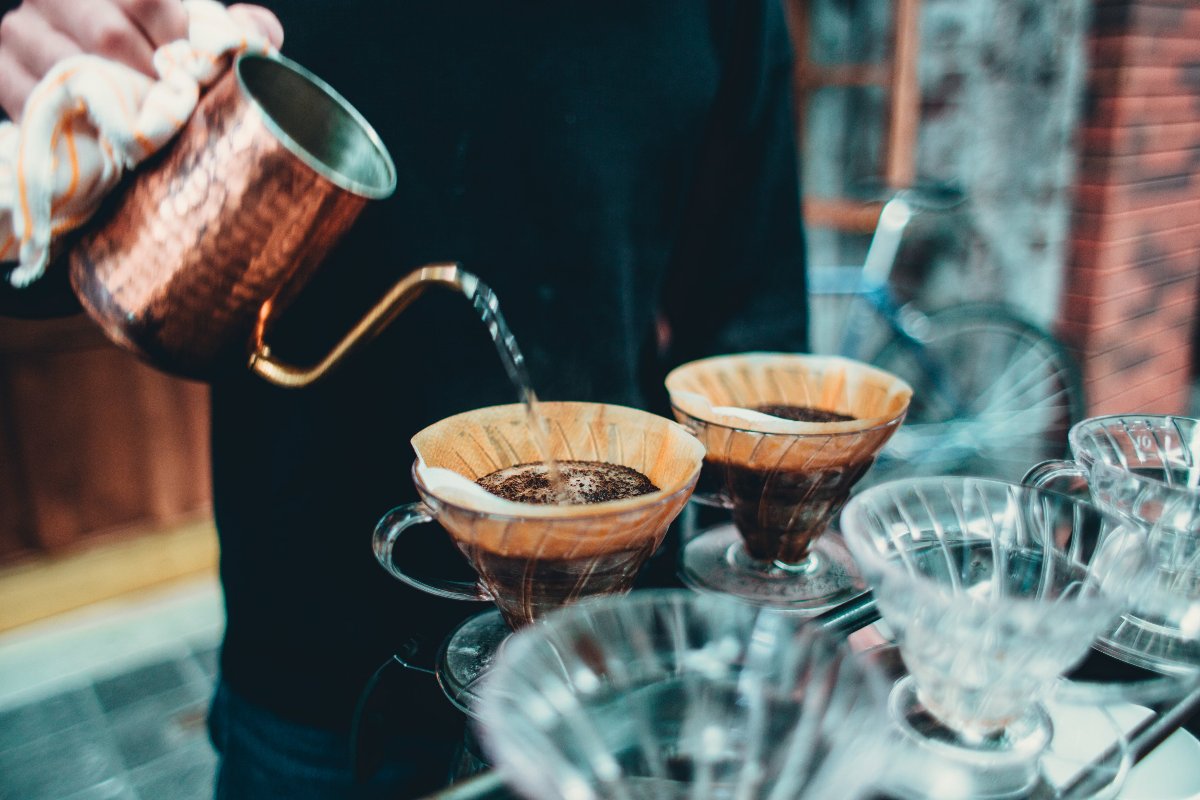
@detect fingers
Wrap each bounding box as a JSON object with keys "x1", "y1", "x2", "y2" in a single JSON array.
[
  {"x1": 227, "y1": 4, "x2": 283, "y2": 49},
  {"x1": 2, "y1": 5, "x2": 82, "y2": 81},
  {"x1": 0, "y1": 49, "x2": 38, "y2": 120},
  {"x1": 0, "y1": 0, "x2": 275, "y2": 121},
  {"x1": 66, "y1": 1, "x2": 157, "y2": 75},
  {"x1": 114, "y1": 0, "x2": 188, "y2": 49},
  {"x1": 25, "y1": 0, "x2": 180, "y2": 77},
  {"x1": 0, "y1": 3, "x2": 83, "y2": 120}
]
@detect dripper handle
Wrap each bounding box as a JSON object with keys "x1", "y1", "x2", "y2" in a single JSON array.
[
  {"x1": 1023, "y1": 459, "x2": 1090, "y2": 498},
  {"x1": 373, "y1": 503, "x2": 490, "y2": 602},
  {"x1": 249, "y1": 262, "x2": 475, "y2": 388}
]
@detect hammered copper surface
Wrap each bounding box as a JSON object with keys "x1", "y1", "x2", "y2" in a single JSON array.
[{"x1": 68, "y1": 59, "x2": 370, "y2": 382}]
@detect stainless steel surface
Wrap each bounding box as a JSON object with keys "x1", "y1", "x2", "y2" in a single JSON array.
[{"x1": 814, "y1": 589, "x2": 879, "y2": 637}]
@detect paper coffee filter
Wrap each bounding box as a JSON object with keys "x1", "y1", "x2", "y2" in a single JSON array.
[
  {"x1": 665, "y1": 353, "x2": 912, "y2": 434},
  {"x1": 413, "y1": 463, "x2": 534, "y2": 516},
  {"x1": 408, "y1": 402, "x2": 705, "y2": 564},
  {"x1": 665, "y1": 353, "x2": 912, "y2": 471},
  {"x1": 412, "y1": 401, "x2": 704, "y2": 508}
]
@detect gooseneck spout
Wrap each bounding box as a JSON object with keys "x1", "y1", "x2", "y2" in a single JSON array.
[{"x1": 248, "y1": 262, "x2": 475, "y2": 388}]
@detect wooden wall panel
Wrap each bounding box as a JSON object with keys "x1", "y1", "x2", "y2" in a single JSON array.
[
  {"x1": 0, "y1": 371, "x2": 34, "y2": 560},
  {"x1": 130, "y1": 363, "x2": 211, "y2": 521},
  {"x1": 0, "y1": 314, "x2": 211, "y2": 563}
]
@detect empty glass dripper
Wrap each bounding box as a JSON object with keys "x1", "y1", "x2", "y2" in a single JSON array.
[
  {"x1": 665, "y1": 353, "x2": 911, "y2": 610},
  {"x1": 1026, "y1": 414, "x2": 1200, "y2": 674},
  {"x1": 372, "y1": 402, "x2": 705, "y2": 712},
  {"x1": 474, "y1": 589, "x2": 898, "y2": 800},
  {"x1": 840, "y1": 477, "x2": 1154, "y2": 799}
]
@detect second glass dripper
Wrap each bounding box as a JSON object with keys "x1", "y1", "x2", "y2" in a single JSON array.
[
  {"x1": 474, "y1": 589, "x2": 897, "y2": 800},
  {"x1": 840, "y1": 477, "x2": 1154, "y2": 798},
  {"x1": 665, "y1": 352, "x2": 911, "y2": 610},
  {"x1": 1026, "y1": 414, "x2": 1200, "y2": 673}
]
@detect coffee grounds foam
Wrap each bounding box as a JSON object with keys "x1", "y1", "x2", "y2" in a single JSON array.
[
  {"x1": 477, "y1": 460, "x2": 659, "y2": 505},
  {"x1": 752, "y1": 404, "x2": 856, "y2": 423}
]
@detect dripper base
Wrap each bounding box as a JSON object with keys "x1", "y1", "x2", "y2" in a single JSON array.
[
  {"x1": 863, "y1": 645, "x2": 1131, "y2": 800},
  {"x1": 678, "y1": 523, "x2": 866, "y2": 611},
  {"x1": 435, "y1": 608, "x2": 510, "y2": 718},
  {"x1": 891, "y1": 675, "x2": 1052, "y2": 799}
]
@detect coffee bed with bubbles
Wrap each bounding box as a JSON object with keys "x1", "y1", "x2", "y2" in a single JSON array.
[{"x1": 476, "y1": 461, "x2": 659, "y2": 505}]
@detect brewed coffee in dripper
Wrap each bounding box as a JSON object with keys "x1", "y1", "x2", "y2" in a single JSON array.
[
  {"x1": 665, "y1": 352, "x2": 911, "y2": 610},
  {"x1": 373, "y1": 401, "x2": 705, "y2": 713}
]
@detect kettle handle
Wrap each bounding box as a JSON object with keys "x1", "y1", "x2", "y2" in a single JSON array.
[
  {"x1": 247, "y1": 261, "x2": 475, "y2": 388},
  {"x1": 372, "y1": 503, "x2": 490, "y2": 602}
]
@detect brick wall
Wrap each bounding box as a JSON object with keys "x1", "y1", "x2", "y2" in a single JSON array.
[{"x1": 1061, "y1": 0, "x2": 1200, "y2": 414}]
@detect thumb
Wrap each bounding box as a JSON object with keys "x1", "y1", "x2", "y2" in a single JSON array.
[{"x1": 227, "y1": 4, "x2": 284, "y2": 49}]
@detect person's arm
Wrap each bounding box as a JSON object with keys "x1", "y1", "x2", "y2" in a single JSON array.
[
  {"x1": 0, "y1": 0, "x2": 281, "y2": 317},
  {"x1": 658, "y1": 0, "x2": 808, "y2": 367}
]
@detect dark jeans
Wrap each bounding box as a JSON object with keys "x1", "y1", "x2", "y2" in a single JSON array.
[{"x1": 208, "y1": 680, "x2": 462, "y2": 799}]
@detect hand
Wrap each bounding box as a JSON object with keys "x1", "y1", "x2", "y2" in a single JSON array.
[
  {"x1": 227, "y1": 4, "x2": 283, "y2": 49},
  {"x1": 0, "y1": 1, "x2": 283, "y2": 120}
]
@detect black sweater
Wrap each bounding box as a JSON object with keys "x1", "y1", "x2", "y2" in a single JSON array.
[{"x1": 5, "y1": 0, "x2": 808, "y2": 731}]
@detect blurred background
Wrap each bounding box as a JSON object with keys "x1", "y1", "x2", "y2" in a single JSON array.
[{"x1": 0, "y1": 1, "x2": 1198, "y2": 798}]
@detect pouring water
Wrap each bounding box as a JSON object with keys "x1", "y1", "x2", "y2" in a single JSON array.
[{"x1": 458, "y1": 273, "x2": 565, "y2": 499}]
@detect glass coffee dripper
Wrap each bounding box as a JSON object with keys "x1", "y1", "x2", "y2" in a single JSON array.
[
  {"x1": 665, "y1": 352, "x2": 911, "y2": 610},
  {"x1": 474, "y1": 589, "x2": 899, "y2": 800},
  {"x1": 372, "y1": 401, "x2": 705, "y2": 714},
  {"x1": 840, "y1": 476, "x2": 1155, "y2": 799},
  {"x1": 1026, "y1": 414, "x2": 1200, "y2": 674}
]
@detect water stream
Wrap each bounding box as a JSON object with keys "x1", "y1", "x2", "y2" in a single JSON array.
[{"x1": 463, "y1": 278, "x2": 565, "y2": 496}]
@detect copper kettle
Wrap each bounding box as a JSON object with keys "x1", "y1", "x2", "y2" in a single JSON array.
[{"x1": 69, "y1": 52, "x2": 466, "y2": 388}]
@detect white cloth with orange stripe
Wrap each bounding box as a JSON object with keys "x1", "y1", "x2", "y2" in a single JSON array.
[{"x1": 0, "y1": 0, "x2": 274, "y2": 288}]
